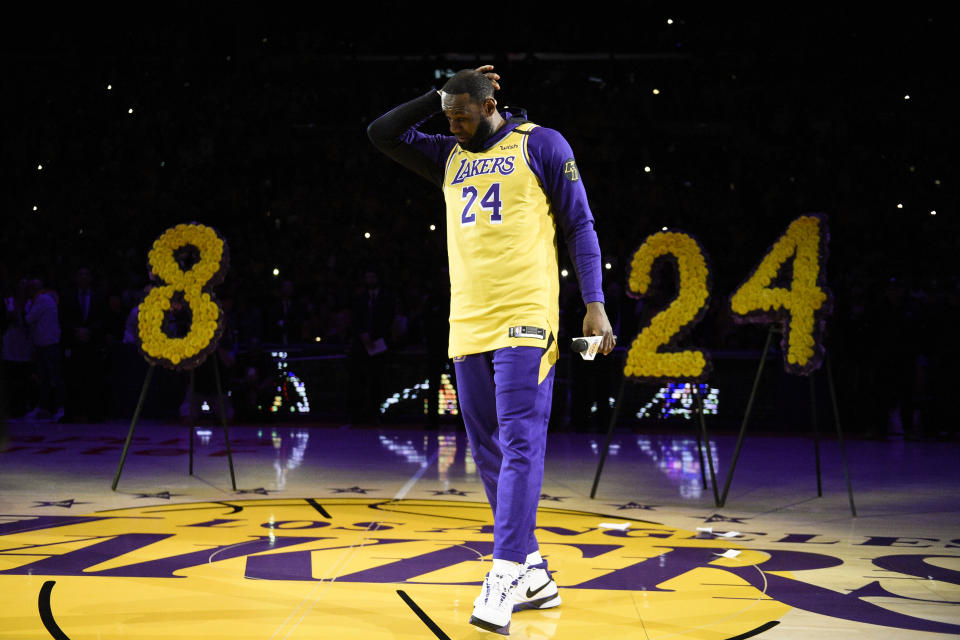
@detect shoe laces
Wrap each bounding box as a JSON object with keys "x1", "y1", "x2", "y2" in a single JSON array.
[{"x1": 482, "y1": 565, "x2": 524, "y2": 606}]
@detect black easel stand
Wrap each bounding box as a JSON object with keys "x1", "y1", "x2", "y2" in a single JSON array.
[
  {"x1": 590, "y1": 356, "x2": 720, "y2": 506},
  {"x1": 695, "y1": 384, "x2": 721, "y2": 506},
  {"x1": 112, "y1": 360, "x2": 237, "y2": 491},
  {"x1": 717, "y1": 327, "x2": 856, "y2": 515},
  {"x1": 589, "y1": 374, "x2": 626, "y2": 500}
]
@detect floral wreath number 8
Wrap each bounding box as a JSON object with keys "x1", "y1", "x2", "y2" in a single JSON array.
[{"x1": 138, "y1": 224, "x2": 229, "y2": 370}]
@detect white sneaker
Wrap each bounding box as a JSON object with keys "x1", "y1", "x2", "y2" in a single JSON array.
[
  {"x1": 473, "y1": 565, "x2": 562, "y2": 613},
  {"x1": 512, "y1": 566, "x2": 561, "y2": 611},
  {"x1": 470, "y1": 562, "x2": 522, "y2": 632}
]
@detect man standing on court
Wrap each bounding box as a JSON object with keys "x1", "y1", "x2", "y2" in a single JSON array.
[{"x1": 368, "y1": 66, "x2": 614, "y2": 632}]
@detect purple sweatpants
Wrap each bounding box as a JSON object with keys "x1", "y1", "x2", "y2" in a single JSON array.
[{"x1": 454, "y1": 346, "x2": 555, "y2": 563}]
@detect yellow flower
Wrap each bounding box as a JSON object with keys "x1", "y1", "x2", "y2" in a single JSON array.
[
  {"x1": 625, "y1": 231, "x2": 710, "y2": 381},
  {"x1": 138, "y1": 223, "x2": 228, "y2": 369},
  {"x1": 730, "y1": 215, "x2": 830, "y2": 373}
]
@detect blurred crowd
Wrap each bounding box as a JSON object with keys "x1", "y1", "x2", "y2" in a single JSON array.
[{"x1": 1, "y1": 15, "x2": 957, "y2": 438}]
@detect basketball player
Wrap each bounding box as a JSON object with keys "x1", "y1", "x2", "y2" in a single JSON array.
[{"x1": 368, "y1": 66, "x2": 614, "y2": 632}]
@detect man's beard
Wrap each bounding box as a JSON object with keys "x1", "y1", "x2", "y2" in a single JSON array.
[{"x1": 459, "y1": 118, "x2": 494, "y2": 153}]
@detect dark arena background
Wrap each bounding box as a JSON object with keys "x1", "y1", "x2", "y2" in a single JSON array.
[{"x1": 1, "y1": 8, "x2": 958, "y2": 640}]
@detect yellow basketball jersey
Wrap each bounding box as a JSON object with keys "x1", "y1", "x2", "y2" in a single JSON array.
[{"x1": 442, "y1": 123, "x2": 560, "y2": 363}]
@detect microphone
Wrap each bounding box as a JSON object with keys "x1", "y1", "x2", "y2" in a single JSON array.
[{"x1": 571, "y1": 335, "x2": 616, "y2": 360}]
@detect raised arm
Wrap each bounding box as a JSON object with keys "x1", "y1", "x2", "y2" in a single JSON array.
[
  {"x1": 367, "y1": 66, "x2": 502, "y2": 187},
  {"x1": 367, "y1": 91, "x2": 454, "y2": 187}
]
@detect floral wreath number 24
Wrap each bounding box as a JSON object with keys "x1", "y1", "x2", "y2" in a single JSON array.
[
  {"x1": 137, "y1": 223, "x2": 229, "y2": 370},
  {"x1": 625, "y1": 214, "x2": 831, "y2": 382}
]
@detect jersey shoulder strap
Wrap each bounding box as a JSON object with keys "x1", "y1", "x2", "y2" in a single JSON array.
[{"x1": 509, "y1": 122, "x2": 539, "y2": 165}]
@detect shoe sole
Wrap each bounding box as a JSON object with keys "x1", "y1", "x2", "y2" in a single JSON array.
[
  {"x1": 469, "y1": 615, "x2": 510, "y2": 635},
  {"x1": 513, "y1": 594, "x2": 561, "y2": 612}
]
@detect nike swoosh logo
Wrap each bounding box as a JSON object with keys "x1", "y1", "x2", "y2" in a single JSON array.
[{"x1": 525, "y1": 580, "x2": 551, "y2": 599}]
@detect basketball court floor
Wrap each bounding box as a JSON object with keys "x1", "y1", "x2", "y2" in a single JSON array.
[{"x1": 1, "y1": 418, "x2": 958, "y2": 639}]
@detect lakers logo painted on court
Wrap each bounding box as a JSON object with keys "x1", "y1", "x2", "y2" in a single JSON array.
[{"x1": 1, "y1": 499, "x2": 957, "y2": 638}]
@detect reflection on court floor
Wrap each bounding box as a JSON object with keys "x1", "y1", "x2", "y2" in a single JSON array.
[
  {"x1": 0, "y1": 499, "x2": 791, "y2": 639},
  {"x1": 1, "y1": 422, "x2": 959, "y2": 638}
]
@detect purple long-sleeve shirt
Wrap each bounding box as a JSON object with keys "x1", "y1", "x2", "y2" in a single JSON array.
[{"x1": 368, "y1": 90, "x2": 604, "y2": 305}]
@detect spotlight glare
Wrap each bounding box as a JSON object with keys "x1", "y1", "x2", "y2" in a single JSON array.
[
  {"x1": 904, "y1": 94, "x2": 910, "y2": 100},
  {"x1": 667, "y1": 18, "x2": 673, "y2": 24},
  {"x1": 37, "y1": 164, "x2": 42, "y2": 170},
  {"x1": 33, "y1": 205, "x2": 38, "y2": 211},
  {"x1": 128, "y1": 108, "x2": 134, "y2": 114},
  {"x1": 604, "y1": 262, "x2": 612, "y2": 270},
  {"x1": 364, "y1": 232, "x2": 371, "y2": 239},
  {"x1": 272, "y1": 268, "x2": 279, "y2": 276},
  {"x1": 930, "y1": 210, "x2": 937, "y2": 216},
  {"x1": 560, "y1": 269, "x2": 569, "y2": 278},
  {"x1": 652, "y1": 88, "x2": 660, "y2": 95},
  {"x1": 644, "y1": 165, "x2": 651, "y2": 173},
  {"x1": 106, "y1": 84, "x2": 112, "y2": 90},
  {"x1": 661, "y1": 226, "x2": 668, "y2": 231},
  {"x1": 896, "y1": 203, "x2": 903, "y2": 209},
  {"x1": 429, "y1": 224, "x2": 436, "y2": 231}
]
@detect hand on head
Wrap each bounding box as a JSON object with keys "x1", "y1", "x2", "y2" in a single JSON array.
[{"x1": 475, "y1": 65, "x2": 500, "y2": 91}]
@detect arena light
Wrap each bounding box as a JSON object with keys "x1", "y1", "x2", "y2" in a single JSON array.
[
  {"x1": 896, "y1": 203, "x2": 903, "y2": 209},
  {"x1": 429, "y1": 224, "x2": 436, "y2": 231},
  {"x1": 106, "y1": 84, "x2": 112, "y2": 90},
  {"x1": 904, "y1": 94, "x2": 910, "y2": 100},
  {"x1": 37, "y1": 164, "x2": 43, "y2": 170},
  {"x1": 931, "y1": 210, "x2": 937, "y2": 216},
  {"x1": 644, "y1": 166, "x2": 652, "y2": 173},
  {"x1": 33, "y1": 205, "x2": 38, "y2": 211},
  {"x1": 364, "y1": 232, "x2": 371, "y2": 239},
  {"x1": 128, "y1": 108, "x2": 134, "y2": 114},
  {"x1": 604, "y1": 262, "x2": 612, "y2": 270},
  {"x1": 652, "y1": 88, "x2": 660, "y2": 95},
  {"x1": 560, "y1": 268, "x2": 569, "y2": 277},
  {"x1": 272, "y1": 268, "x2": 279, "y2": 276}
]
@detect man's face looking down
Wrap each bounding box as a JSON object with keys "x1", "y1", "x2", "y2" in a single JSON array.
[{"x1": 442, "y1": 92, "x2": 495, "y2": 153}]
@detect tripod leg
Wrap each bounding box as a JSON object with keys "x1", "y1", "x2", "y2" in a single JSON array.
[
  {"x1": 719, "y1": 327, "x2": 774, "y2": 507},
  {"x1": 826, "y1": 357, "x2": 857, "y2": 516},
  {"x1": 188, "y1": 369, "x2": 195, "y2": 475},
  {"x1": 590, "y1": 375, "x2": 626, "y2": 499},
  {"x1": 810, "y1": 373, "x2": 823, "y2": 497},
  {"x1": 696, "y1": 385, "x2": 720, "y2": 507},
  {"x1": 112, "y1": 364, "x2": 155, "y2": 491},
  {"x1": 695, "y1": 413, "x2": 707, "y2": 490},
  {"x1": 213, "y1": 359, "x2": 237, "y2": 491}
]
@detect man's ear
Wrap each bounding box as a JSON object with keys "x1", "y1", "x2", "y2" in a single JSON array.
[{"x1": 482, "y1": 96, "x2": 498, "y2": 117}]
